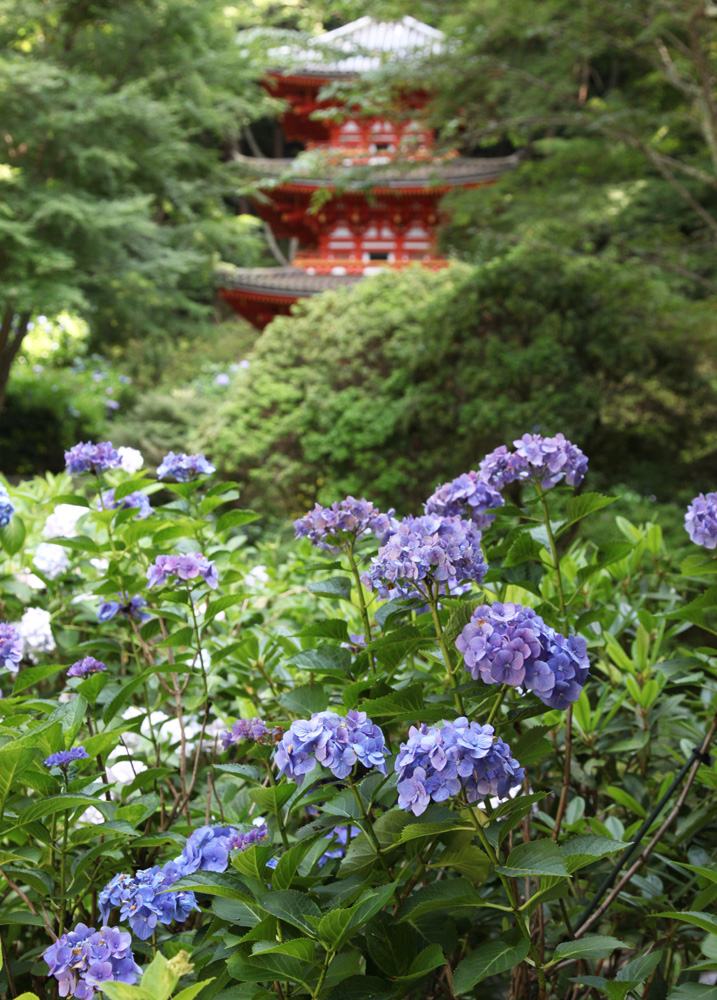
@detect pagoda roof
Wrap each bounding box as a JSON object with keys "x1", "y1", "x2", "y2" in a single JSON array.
[
  {"x1": 217, "y1": 264, "x2": 362, "y2": 298},
  {"x1": 234, "y1": 153, "x2": 518, "y2": 192},
  {"x1": 267, "y1": 16, "x2": 443, "y2": 79}
]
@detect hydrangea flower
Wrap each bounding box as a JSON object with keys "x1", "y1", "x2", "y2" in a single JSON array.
[
  {"x1": 174, "y1": 826, "x2": 241, "y2": 875},
  {"x1": 226, "y1": 825, "x2": 268, "y2": 852},
  {"x1": 18, "y1": 607, "x2": 55, "y2": 658},
  {"x1": 395, "y1": 718, "x2": 524, "y2": 816},
  {"x1": 294, "y1": 496, "x2": 397, "y2": 552},
  {"x1": 98, "y1": 594, "x2": 150, "y2": 623},
  {"x1": 425, "y1": 472, "x2": 504, "y2": 529},
  {"x1": 0, "y1": 622, "x2": 23, "y2": 672},
  {"x1": 156, "y1": 452, "x2": 215, "y2": 482},
  {"x1": 0, "y1": 483, "x2": 14, "y2": 527},
  {"x1": 221, "y1": 716, "x2": 277, "y2": 751},
  {"x1": 65, "y1": 442, "x2": 121, "y2": 475},
  {"x1": 117, "y1": 446, "x2": 144, "y2": 474},
  {"x1": 33, "y1": 542, "x2": 71, "y2": 579},
  {"x1": 43, "y1": 503, "x2": 85, "y2": 540},
  {"x1": 99, "y1": 489, "x2": 151, "y2": 520},
  {"x1": 67, "y1": 657, "x2": 106, "y2": 679},
  {"x1": 685, "y1": 493, "x2": 717, "y2": 549},
  {"x1": 479, "y1": 433, "x2": 588, "y2": 490},
  {"x1": 274, "y1": 710, "x2": 388, "y2": 785},
  {"x1": 317, "y1": 824, "x2": 360, "y2": 867},
  {"x1": 146, "y1": 553, "x2": 218, "y2": 590},
  {"x1": 362, "y1": 514, "x2": 487, "y2": 600},
  {"x1": 43, "y1": 923, "x2": 140, "y2": 1000},
  {"x1": 456, "y1": 602, "x2": 590, "y2": 710},
  {"x1": 44, "y1": 747, "x2": 90, "y2": 769},
  {"x1": 98, "y1": 863, "x2": 199, "y2": 940}
]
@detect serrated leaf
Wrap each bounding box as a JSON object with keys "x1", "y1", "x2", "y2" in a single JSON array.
[
  {"x1": 562, "y1": 835, "x2": 630, "y2": 874},
  {"x1": 504, "y1": 533, "x2": 543, "y2": 568},
  {"x1": 656, "y1": 911, "x2": 717, "y2": 936},
  {"x1": 291, "y1": 645, "x2": 351, "y2": 676},
  {"x1": 512, "y1": 726, "x2": 551, "y2": 766},
  {"x1": 257, "y1": 890, "x2": 321, "y2": 935},
  {"x1": 616, "y1": 950, "x2": 662, "y2": 982},
  {"x1": 443, "y1": 599, "x2": 482, "y2": 650},
  {"x1": 556, "y1": 494, "x2": 616, "y2": 536},
  {"x1": 155, "y1": 626, "x2": 195, "y2": 648},
  {"x1": 216, "y1": 509, "x2": 259, "y2": 532},
  {"x1": 453, "y1": 936, "x2": 530, "y2": 994},
  {"x1": 552, "y1": 935, "x2": 625, "y2": 965},
  {"x1": 296, "y1": 619, "x2": 350, "y2": 642},
  {"x1": 495, "y1": 839, "x2": 569, "y2": 878},
  {"x1": 360, "y1": 683, "x2": 425, "y2": 721},
  {"x1": 308, "y1": 577, "x2": 352, "y2": 601}
]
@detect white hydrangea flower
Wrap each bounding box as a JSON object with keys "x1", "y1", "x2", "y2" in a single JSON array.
[
  {"x1": 90, "y1": 557, "x2": 109, "y2": 573},
  {"x1": 106, "y1": 745, "x2": 147, "y2": 786},
  {"x1": 117, "y1": 446, "x2": 144, "y2": 474},
  {"x1": 17, "y1": 607, "x2": 55, "y2": 661},
  {"x1": 16, "y1": 571, "x2": 46, "y2": 591},
  {"x1": 42, "y1": 503, "x2": 84, "y2": 540},
  {"x1": 33, "y1": 542, "x2": 70, "y2": 579},
  {"x1": 79, "y1": 806, "x2": 105, "y2": 825},
  {"x1": 245, "y1": 564, "x2": 269, "y2": 588}
]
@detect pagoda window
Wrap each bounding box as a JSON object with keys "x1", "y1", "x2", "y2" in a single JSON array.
[
  {"x1": 368, "y1": 252, "x2": 391, "y2": 261},
  {"x1": 369, "y1": 119, "x2": 397, "y2": 152},
  {"x1": 337, "y1": 120, "x2": 363, "y2": 147}
]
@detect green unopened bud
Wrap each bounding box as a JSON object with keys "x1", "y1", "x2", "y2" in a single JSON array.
[{"x1": 166, "y1": 951, "x2": 194, "y2": 979}]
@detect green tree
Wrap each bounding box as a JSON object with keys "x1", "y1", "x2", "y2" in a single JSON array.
[{"x1": 0, "y1": 0, "x2": 271, "y2": 409}]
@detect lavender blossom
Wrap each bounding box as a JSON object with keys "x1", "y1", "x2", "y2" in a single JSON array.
[
  {"x1": 425, "y1": 472, "x2": 504, "y2": 529},
  {"x1": 273, "y1": 710, "x2": 388, "y2": 786},
  {"x1": 67, "y1": 657, "x2": 107, "y2": 679},
  {"x1": 685, "y1": 492, "x2": 717, "y2": 550},
  {"x1": 0, "y1": 622, "x2": 23, "y2": 672},
  {"x1": 98, "y1": 594, "x2": 149, "y2": 623},
  {"x1": 44, "y1": 747, "x2": 90, "y2": 769},
  {"x1": 146, "y1": 553, "x2": 218, "y2": 590},
  {"x1": 362, "y1": 514, "x2": 487, "y2": 600},
  {"x1": 294, "y1": 496, "x2": 397, "y2": 552},
  {"x1": 65, "y1": 442, "x2": 121, "y2": 476},
  {"x1": 395, "y1": 718, "x2": 524, "y2": 816},
  {"x1": 479, "y1": 433, "x2": 588, "y2": 491},
  {"x1": 99, "y1": 489, "x2": 151, "y2": 520},
  {"x1": 98, "y1": 863, "x2": 199, "y2": 940},
  {"x1": 0, "y1": 484, "x2": 14, "y2": 527},
  {"x1": 43, "y1": 923, "x2": 140, "y2": 1000},
  {"x1": 156, "y1": 452, "x2": 215, "y2": 482},
  {"x1": 456, "y1": 601, "x2": 590, "y2": 710}
]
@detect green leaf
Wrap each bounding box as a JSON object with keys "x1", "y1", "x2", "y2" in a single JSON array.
[
  {"x1": 551, "y1": 935, "x2": 625, "y2": 965},
  {"x1": 278, "y1": 684, "x2": 328, "y2": 715},
  {"x1": 231, "y1": 845, "x2": 276, "y2": 881},
  {"x1": 296, "y1": 619, "x2": 350, "y2": 642},
  {"x1": 360, "y1": 683, "x2": 426, "y2": 721},
  {"x1": 512, "y1": 726, "x2": 552, "y2": 766},
  {"x1": 272, "y1": 839, "x2": 318, "y2": 891},
  {"x1": 504, "y1": 533, "x2": 543, "y2": 568},
  {"x1": 556, "y1": 493, "x2": 616, "y2": 536},
  {"x1": 0, "y1": 515, "x2": 26, "y2": 555},
  {"x1": 561, "y1": 835, "x2": 631, "y2": 874},
  {"x1": 398, "y1": 820, "x2": 474, "y2": 843},
  {"x1": 667, "y1": 988, "x2": 717, "y2": 1000},
  {"x1": 251, "y1": 938, "x2": 317, "y2": 962},
  {"x1": 495, "y1": 839, "x2": 569, "y2": 878},
  {"x1": 453, "y1": 936, "x2": 530, "y2": 994},
  {"x1": 216, "y1": 509, "x2": 259, "y2": 532},
  {"x1": 655, "y1": 911, "x2": 717, "y2": 936},
  {"x1": 396, "y1": 877, "x2": 482, "y2": 922},
  {"x1": 139, "y1": 953, "x2": 177, "y2": 1000},
  {"x1": 22, "y1": 795, "x2": 112, "y2": 824},
  {"x1": 392, "y1": 943, "x2": 446, "y2": 986},
  {"x1": 325, "y1": 977, "x2": 392, "y2": 1000},
  {"x1": 155, "y1": 626, "x2": 195, "y2": 648},
  {"x1": 291, "y1": 646, "x2": 351, "y2": 676},
  {"x1": 431, "y1": 845, "x2": 492, "y2": 882},
  {"x1": 168, "y1": 871, "x2": 252, "y2": 901},
  {"x1": 308, "y1": 577, "x2": 352, "y2": 601},
  {"x1": 616, "y1": 951, "x2": 663, "y2": 982},
  {"x1": 257, "y1": 890, "x2": 321, "y2": 935},
  {"x1": 173, "y1": 980, "x2": 215, "y2": 1000},
  {"x1": 443, "y1": 599, "x2": 482, "y2": 650},
  {"x1": 0, "y1": 744, "x2": 38, "y2": 816},
  {"x1": 12, "y1": 663, "x2": 65, "y2": 694}
]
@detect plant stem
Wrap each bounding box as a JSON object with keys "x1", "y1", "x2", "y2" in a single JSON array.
[
  {"x1": 426, "y1": 584, "x2": 466, "y2": 716},
  {"x1": 486, "y1": 684, "x2": 509, "y2": 727},
  {"x1": 313, "y1": 948, "x2": 335, "y2": 999},
  {"x1": 344, "y1": 543, "x2": 375, "y2": 673},
  {"x1": 347, "y1": 778, "x2": 398, "y2": 899},
  {"x1": 59, "y1": 806, "x2": 69, "y2": 935},
  {"x1": 264, "y1": 760, "x2": 290, "y2": 849}
]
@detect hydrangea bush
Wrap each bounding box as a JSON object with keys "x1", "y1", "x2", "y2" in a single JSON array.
[{"x1": 0, "y1": 435, "x2": 716, "y2": 1000}]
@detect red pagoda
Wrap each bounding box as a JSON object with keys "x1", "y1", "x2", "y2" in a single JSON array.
[{"x1": 219, "y1": 16, "x2": 516, "y2": 329}]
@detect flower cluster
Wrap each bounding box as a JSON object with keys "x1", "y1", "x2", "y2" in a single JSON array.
[
  {"x1": 425, "y1": 472, "x2": 504, "y2": 529},
  {"x1": 294, "y1": 496, "x2": 397, "y2": 552},
  {"x1": 395, "y1": 718, "x2": 524, "y2": 816},
  {"x1": 226, "y1": 825, "x2": 268, "y2": 852},
  {"x1": 0, "y1": 622, "x2": 23, "y2": 672},
  {"x1": 43, "y1": 503, "x2": 84, "y2": 540},
  {"x1": 685, "y1": 493, "x2": 717, "y2": 550},
  {"x1": 98, "y1": 594, "x2": 149, "y2": 623},
  {"x1": 318, "y1": 824, "x2": 360, "y2": 868},
  {"x1": 67, "y1": 657, "x2": 106, "y2": 679},
  {"x1": 43, "y1": 923, "x2": 140, "y2": 1000},
  {"x1": 274, "y1": 710, "x2": 388, "y2": 785},
  {"x1": 156, "y1": 452, "x2": 215, "y2": 482},
  {"x1": 18, "y1": 607, "x2": 55, "y2": 658},
  {"x1": 362, "y1": 514, "x2": 487, "y2": 599},
  {"x1": 174, "y1": 826, "x2": 240, "y2": 875},
  {"x1": 117, "y1": 446, "x2": 144, "y2": 474},
  {"x1": 479, "y1": 434, "x2": 588, "y2": 490},
  {"x1": 221, "y1": 716, "x2": 278, "y2": 751},
  {"x1": 44, "y1": 747, "x2": 90, "y2": 769},
  {"x1": 99, "y1": 489, "x2": 151, "y2": 520},
  {"x1": 0, "y1": 483, "x2": 14, "y2": 527},
  {"x1": 146, "y1": 553, "x2": 218, "y2": 590},
  {"x1": 98, "y1": 863, "x2": 198, "y2": 940},
  {"x1": 65, "y1": 442, "x2": 121, "y2": 475},
  {"x1": 456, "y1": 602, "x2": 590, "y2": 710},
  {"x1": 33, "y1": 542, "x2": 71, "y2": 579}
]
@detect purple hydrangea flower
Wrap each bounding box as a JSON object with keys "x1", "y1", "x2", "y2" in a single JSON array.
[
  {"x1": 221, "y1": 717, "x2": 275, "y2": 751},
  {"x1": 43, "y1": 923, "x2": 140, "y2": 1000},
  {"x1": 99, "y1": 489, "x2": 151, "y2": 520},
  {"x1": 456, "y1": 602, "x2": 590, "y2": 710},
  {"x1": 156, "y1": 452, "x2": 215, "y2": 482},
  {"x1": 65, "y1": 442, "x2": 121, "y2": 476},
  {"x1": 317, "y1": 824, "x2": 360, "y2": 867},
  {"x1": 214, "y1": 373, "x2": 230, "y2": 386},
  {"x1": 98, "y1": 594, "x2": 150, "y2": 623},
  {"x1": 395, "y1": 718, "x2": 524, "y2": 815},
  {"x1": 226, "y1": 825, "x2": 269, "y2": 852},
  {"x1": 273, "y1": 710, "x2": 388, "y2": 785},
  {"x1": 0, "y1": 484, "x2": 14, "y2": 527},
  {"x1": 685, "y1": 493, "x2": 717, "y2": 549},
  {"x1": 294, "y1": 496, "x2": 397, "y2": 552},
  {"x1": 67, "y1": 657, "x2": 106, "y2": 679},
  {"x1": 425, "y1": 472, "x2": 504, "y2": 529},
  {"x1": 174, "y1": 826, "x2": 240, "y2": 875},
  {"x1": 0, "y1": 622, "x2": 23, "y2": 672},
  {"x1": 44, "y1": 747, "x2": 90, "y2": 769},
  {"x1": 479, "y1": 433, "x2": 588, "y2": 490},
  {"x1": 362, "y1": 514, "x2": 487, "y2": 600},
  {"x1": 98, "y1": 863, "x2": 199, "y2": 940},
  {"x1": 146, "y1": 553, "x2": 218, "y2": 590}
]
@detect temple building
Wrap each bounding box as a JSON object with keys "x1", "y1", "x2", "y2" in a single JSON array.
[{"x1": 219, "y1": 16, "x2": 515, "y2": 329}]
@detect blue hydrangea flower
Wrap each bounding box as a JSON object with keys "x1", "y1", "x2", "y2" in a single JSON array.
[
  {"x1": 685, "y1": 493, "x2": 717, "y2": 549},
  {"x1": 221, "y1": 717, "x2": 276, "y2": 751},
  {"x1": 456, "y1": 602, "x2": 590, "y2": 710},
  {"x1": 44, "y1": 747, "x2": 90, "y2": 769},
  {"x1": 317, "y1": 824, "x2": 360, "y2": 868},
  {"x1": 156, "y1": 452, "x2": 215, "y2": 482},
  {"x1": 0, "y1": 622, "x2": 23, "y2": 672},
  {"x1": 43, "y1": 923, "x2": 140, "y2": 1000},
  {"x1": 479, "y1": 433, "x2": 588, "y2": 491},
  {"x1": 67, "y1": 657, "x2": 106, "y2": 679},
  {"x1": 362, "y1": 514, "x2": 487, "y2": 600},
  {"x1": 99, "y1": 489, "x2": 151, "y2": 520},
  {"x1": 395, "y1": 718, "x2": 524, "y2": 816},
  {"x1": 65, "y1": 442, "x2": 121, "y2": 476},
  {"x1": 98, "y1": 594, "x2": 150, "y2": 623},
  {"x1": 0, "y1": 484, "x2": 14, "y2": 527},
  {"x1": 294, "y1": 496, "x2": 397, "y2": 552},
  {"x1": 146, "y1": 553, "x2": 218, "y2": 590},
  {"x1": 274, "y1": 710, "x2": 388, "y2": 785},
  {"x1": 226, "y1": 825, "x2": 268, "y2": 852},
  {"x1": 98, "y1": 862, "x2": 199, "y2": 940},
  {"x1": 174, "y1": 826, "x2": 240, "y2": 875},
  {"x1": 425, "y1": 472, "x2": 504, "y2": 529}
]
